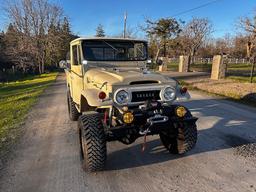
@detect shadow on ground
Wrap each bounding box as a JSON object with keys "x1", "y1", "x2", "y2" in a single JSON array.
[{"x1": 105, "y1": 98, "x2": 256, "y2": 171}]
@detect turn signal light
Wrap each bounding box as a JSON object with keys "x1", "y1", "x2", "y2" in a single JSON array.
[
  {"x1": 176, "y1": 106, "x2": 187, "y2": 118},
  {"x1": 123, "y1": 112, "x2": 134, "y2": 124},
  {"x1": 98, "y1": 91, "x2": 106, "y2": 100},
  {"x1": 180, "y1": 87, "x2": 188, "y2": 94}
]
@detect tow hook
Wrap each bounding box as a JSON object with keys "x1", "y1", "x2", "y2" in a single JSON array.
[{"x1": 140, "y1": 114, "x2": 169, "y2": 152}]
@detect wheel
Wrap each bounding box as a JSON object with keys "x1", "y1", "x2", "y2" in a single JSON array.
[
  {"x1": 78, "y1": 112, "x2": 107, "y2": 172},
  {"x1": 67, "y1": 90, "x2": 81, "y2": 121},
  {"x1": 160, "y1": 114, "x2": 197, "y2": 154}
]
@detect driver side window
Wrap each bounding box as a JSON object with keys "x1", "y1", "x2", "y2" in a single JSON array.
[{"x1": 72, "y1": 45, "x2": 81, "y2": 65}]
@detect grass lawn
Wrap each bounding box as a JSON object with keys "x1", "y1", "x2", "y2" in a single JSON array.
[
  {"x1": 227, "y1": 76, "x2": 256, "y2": 83},
  {"x1": 0, "y1": 72, "x2": 58, "y2": 151}
]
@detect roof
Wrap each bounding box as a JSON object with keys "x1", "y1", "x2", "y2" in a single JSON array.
[{"x1": 71, "y1": 37, "x2": 148, "y2": 44}]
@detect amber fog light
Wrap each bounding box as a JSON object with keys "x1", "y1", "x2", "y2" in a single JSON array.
[
  {"x1": 123, "y1": 112, "x2": 134, "y2": 124},
  {"x1": 176, "y1": 106, "x2": 187, "y2": 117}
]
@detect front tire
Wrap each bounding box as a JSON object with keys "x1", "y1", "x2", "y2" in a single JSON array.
[
  {"x1": 78, "y1": 112, "x2": 107, "y2": 172},
  {"x1": 67, "y1": 91, "x2": 81, "y2": 121},
  {"x1": 160, "y1": 118, "x2": 197, "y2": 154}
]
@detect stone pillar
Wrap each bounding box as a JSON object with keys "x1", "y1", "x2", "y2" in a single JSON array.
[
  {"x1": 211, "y1": 55, "x2": 227, "y2": 80},
  {"x1": 158, "y1": 57, "x2": 168, "y2": 72},
  {"x1": 179, "y1": 55, "x2": 190, "y2": 72}
]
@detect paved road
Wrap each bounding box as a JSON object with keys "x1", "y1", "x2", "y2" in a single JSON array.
[{"x1": 1, "y1": 74, "x2": 256, "y2": 192}]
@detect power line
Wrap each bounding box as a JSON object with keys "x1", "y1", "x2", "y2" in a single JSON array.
[{"x1": 171, "y1": 0, "x2": 222, "y2": 17}]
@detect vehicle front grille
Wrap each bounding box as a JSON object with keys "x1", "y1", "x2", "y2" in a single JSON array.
[{"x1": 131, "y1": 90, "x2": 160, "y2": 102}]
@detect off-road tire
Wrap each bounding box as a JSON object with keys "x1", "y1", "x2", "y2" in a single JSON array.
[
  {"x1": 78, "y1": 112, "x2": 107, "y2": 172},
  {"x1": 160, "y1": 118, "x2": 197, "y2": 154},
  {"x1": 67, "y1": 91, "x2": 80, "y2": 121}
]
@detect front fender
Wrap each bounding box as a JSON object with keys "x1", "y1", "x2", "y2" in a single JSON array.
[
  {"x1": 81, "y1": 89, "x2": 113, "y2": 107},
  {"x1": 175, "y1": 85, "x2": 191, "y2": 101}
]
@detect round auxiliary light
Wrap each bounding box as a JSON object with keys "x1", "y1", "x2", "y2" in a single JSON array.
[
  {"x1": 176, "y1": 106, "x2": 187, "y2": 118},
  {"x1": 123, "y1": 112, "x2": 134, "y2": 124},
  {"x1": 98, "y1": 91, "x2": 106, "y2": 100}
]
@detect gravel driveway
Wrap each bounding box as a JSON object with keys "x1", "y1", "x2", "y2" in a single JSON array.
[{"x1": 0, "y1": 74, "x2": 256, "y2": 192}]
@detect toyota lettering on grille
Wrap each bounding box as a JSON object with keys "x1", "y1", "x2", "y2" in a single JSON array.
[
  {"x1": 131, "y1": 90, "x2": 161, "y2": 102},
  {"x1": 137, "y1": 92, "x2": 155, "y2": 98}
]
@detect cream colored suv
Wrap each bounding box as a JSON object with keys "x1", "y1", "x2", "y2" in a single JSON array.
[{"x1": 64, "y1": 37, "x2": 198, "y2": 172}]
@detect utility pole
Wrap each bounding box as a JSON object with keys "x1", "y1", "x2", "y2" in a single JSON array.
[{"x1": 123, "y1": 12, "x2": 127, "y2": 38}]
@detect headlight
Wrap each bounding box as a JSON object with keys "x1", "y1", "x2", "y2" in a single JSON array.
[
  {"x1": 115, "y1": 90, "x2": 129, "y2": 104},
  {"x1": 163, "y1": 87, "x2": 176, "y2": 101}
]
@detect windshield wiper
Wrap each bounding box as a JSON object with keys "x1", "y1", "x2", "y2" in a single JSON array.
[
  {"x1": 131, "y1": 41, "x2": 144, "y2": 56},
  {"x1": 102, "y1": 40, "x2": 119, "y2": 52}
]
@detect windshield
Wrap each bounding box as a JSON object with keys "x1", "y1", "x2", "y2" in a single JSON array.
[{"x1": 82, "y1": 40, "x2": 147, "y2": 61}]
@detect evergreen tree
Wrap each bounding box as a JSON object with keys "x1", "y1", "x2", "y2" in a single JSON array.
[{"x1": 95, "y1": 24, "x2": 105, "y2": 37}]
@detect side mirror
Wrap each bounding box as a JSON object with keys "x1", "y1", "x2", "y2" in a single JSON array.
[
  {"x1": 147, "y1": 59, "x2": 152, "y2": 64},
  {"x1": 59, "y1": 60, "x2": 67, "y2": 69},
  {"x1": 156, "y1": 59, "x2": 163, "y2": 65},
  {"x1": 82, "y1": 60, "x2": 88, "y2": 65}
]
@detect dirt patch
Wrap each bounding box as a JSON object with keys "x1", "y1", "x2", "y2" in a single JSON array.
[{"x1": 185, "y1": 78, "x2": 256, "y2": 101}]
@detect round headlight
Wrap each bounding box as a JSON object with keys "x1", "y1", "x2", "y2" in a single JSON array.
[
  {"x1": 115, "y1": 90, "x2": 129, "y2": 104},
  {"x1": 163, "y1": 87, "x2": 176, "y2": 101}
]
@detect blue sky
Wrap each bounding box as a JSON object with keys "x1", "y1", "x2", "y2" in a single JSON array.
[{"x1": 0, "y1": 0, "x2": 255, "y2": 38}]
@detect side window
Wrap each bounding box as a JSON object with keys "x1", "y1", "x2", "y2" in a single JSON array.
[{"x1": 72, "y1": 45, "x2": 78, "y2": 65}]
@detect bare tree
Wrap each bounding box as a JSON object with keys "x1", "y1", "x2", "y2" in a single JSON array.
[
  {"x1": 180, "y1": 18, "x2": 212, "y2": 63},
  {"x1": 5, "y1": 0, "x2": 64, "y2": 73},
  {"x1": 112, "y1": 26, "x2": 138, "y2": 39},
  {"x1": 239, "y1": 11, "x2": 256, "y2": 83}
]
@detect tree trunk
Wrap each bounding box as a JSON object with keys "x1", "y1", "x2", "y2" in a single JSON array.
[
  {"x1": 250, "y1": 57, "x2": 255, "y2": 83},
  {"x1": 39, "y1": 63, "x2": 42, "y2": 74},
  {"x1": 155, "y1": 48, "x2": 160, "y2": 63},
  {"x1": 42, "y1": 62, "x2": 44, "y2": 73},
  {"x1": 163, "y1": 42, "x2": 166, "y2": 57}
]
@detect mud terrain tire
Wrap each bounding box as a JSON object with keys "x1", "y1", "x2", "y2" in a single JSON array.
[
  {"x1": 67, "y1": 91, "x2": 80, "y2": 121},
  {"x1": 160, "y1": 115, "x2": 197, "y2": 154},
  {"x1": 78, "y1": 112, "x2": 107, "y2": 172}
]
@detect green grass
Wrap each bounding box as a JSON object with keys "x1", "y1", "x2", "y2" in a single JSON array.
[
  {"x1": 167, "y1": 61, "x2": 179, "y2": 71},
  {"x1": 226, "y1": 76, "x2": 256, "y2": 83},
  {"x1": 227, "y1": 63, "x2": 251, "y2": 70},
  {"x1": 0, "y1": 72, "x2": 58, "y2": 150}
]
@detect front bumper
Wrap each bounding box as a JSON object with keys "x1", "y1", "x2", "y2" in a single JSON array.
[{"x1": 106, "y1": 104, "x2": 198, "y2": 142}]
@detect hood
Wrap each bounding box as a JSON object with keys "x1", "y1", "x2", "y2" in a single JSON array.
[{"x1": 85, "y1": 68, "x2": 173, "y2": 87}]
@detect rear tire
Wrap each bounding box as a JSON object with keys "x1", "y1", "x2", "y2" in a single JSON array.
[
  {"x1": 78, "y1": 112, "x2": 107, "y2": 172},
  {"x1": 160, "y1": 117, "x2": 197, "y2": 154},
  {"x1": 67, "y1": 90, "x2": 80, "y2": 121}
]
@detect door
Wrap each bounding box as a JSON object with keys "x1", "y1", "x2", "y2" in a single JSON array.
[{"x1": 71, "y1": 44, "x2": 83, "y2": 105}]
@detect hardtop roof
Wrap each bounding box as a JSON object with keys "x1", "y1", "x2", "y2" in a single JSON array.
[{"x1": 71, "y1": 37, "x2": 148, "y2": 44}]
